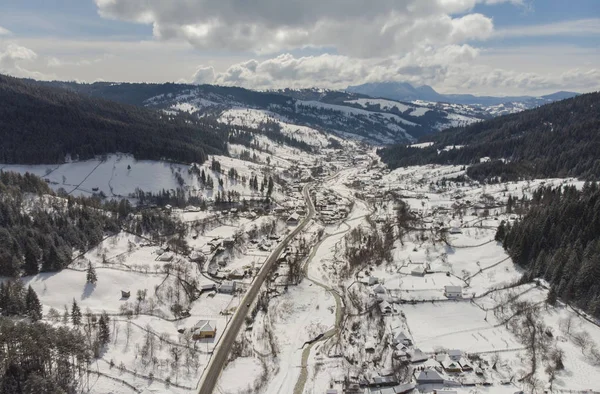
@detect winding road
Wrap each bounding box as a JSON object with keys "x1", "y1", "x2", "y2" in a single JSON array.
[{"x1": 197, "y1": 182, "x2": 316, "y2": 394}]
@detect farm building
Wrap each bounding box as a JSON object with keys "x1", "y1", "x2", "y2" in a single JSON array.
[
  {"x1": 444, "y1": 286, "x2": 462, "y2": 299},
  {"x1": 192, "y1": 320, "x2": 216, "y2": 340}
]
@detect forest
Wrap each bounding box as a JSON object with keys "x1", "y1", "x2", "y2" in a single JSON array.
[
  {"x1": 496, "y1": 183, "x2": 600, "y2": 317},
  {"x1": 0, "y1": 74, "x2": 227, "y2": 164},
  {"x1": 0, "y1": 171, "x2": 186, "y2": 277},
  {"x1": 378, "y1": 92, "x2": 600, "y2": 181}
]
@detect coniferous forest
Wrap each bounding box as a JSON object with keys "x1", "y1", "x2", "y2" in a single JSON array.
[
  {"x1": 0, "y1": 74, "x2": 227, "y2": 164},
  {"x1": 497, "y1": 183, "x2": 600, "y2": 317},
  {"x1": 377, "y1": 92, "x2": 600, "y2": 182},
  {"x1": 0, "y1": 171, "x2": 121, "y2": 276}
]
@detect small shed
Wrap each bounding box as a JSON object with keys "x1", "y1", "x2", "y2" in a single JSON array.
[{"x1": 121, "y1": 290, "x2": 130, "y2": 299}]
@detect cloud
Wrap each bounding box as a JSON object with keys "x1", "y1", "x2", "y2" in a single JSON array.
[
  {"x1": 94, "y1": 0, "x2": 516, "y2": 57},
  {"x1": 206, "y1": 45, "x2": 479, "y2": 89},
  {"x1": 192, "y1": 65, "x2": 215, "y2": 84},
  {"x1": 0, "y1": 43, "x2": 52, "y2": 80},
  {"x1": 0, "y1": 26, "x2": 11, "y2": 36},
  {"x1": 191, "y1": 47, "x2": 600, "y2": 95},
  {"x1": 494, "y1": 18, "x2": 600, "y2": 38}
]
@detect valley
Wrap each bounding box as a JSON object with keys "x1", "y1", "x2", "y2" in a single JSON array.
[{"x1": 0, "y1": 76, "x2": 599, "y2": 394}]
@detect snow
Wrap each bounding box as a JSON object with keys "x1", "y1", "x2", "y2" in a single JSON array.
[
  {"x1": 296, "y1": 100, "x2": 417, "y2": 127},
  {"x1": 345, "y1": 98, "x2": 413, "y2": 113},
  {"x1": 410, "y1": 142, "x2": 434, "y2": 149}
]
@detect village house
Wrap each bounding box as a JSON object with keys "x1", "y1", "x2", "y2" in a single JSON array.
[
  {"x1": 228, "y1": 269, "x2": 245, "y2": 280},
  {"x1": 192, "y1": 320, "x2": 216, "y2": 340},
  {"x1": 458, "y1": 358, "x2": 473, "y2": 371},
  {"x1": 287, "y1": 212, "x2": 300, "y2": 225},
  {"x1": 379, "y1": 300, "x2": 393, "y2": 314},
  {"x1": 415, "y1": 369, "x2": 444, "y2": 385},
  {"x1": 447, "y1": 349, "x2": 462, "y2": 361},
  {"x1": 157, "y1": 252, "x2": 174, "y2": 262},
  {"x1": 411, "y1": 264, "x2": 428, "y2": 277},
  {"x1": 393, "y1": 332, "x2": 412, "y2": 347},
  {"x1": 440, "y1": 356, "x2": 462, "y2": 373},
  {"x1": 411, "y1": 348, "x2": 429, "y2": 363},
  {"x1": 368, "y1": 276, "x2": 379, "y2": 285},
  {"x1": 219, "y1": 281, "x2": 237, "y2": 294},
  {"x1": 373, "y1": 283, "x2": 386, "y2": 294},
  {"x1": 444, "y1": 286, "x2": 463, "y2": 299}
]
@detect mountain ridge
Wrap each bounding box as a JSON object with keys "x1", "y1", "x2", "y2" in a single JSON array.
[{"x1": 347, "y1": 81, "x2": 579, "y2": 106}]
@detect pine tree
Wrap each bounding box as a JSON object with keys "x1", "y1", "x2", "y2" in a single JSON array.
[
  {"x1": 25, "y1": 286, "x2": 42, "y2": 321},
  {"x1": 71, "y1": 299, "x2": 82, "y2": 326},
  {"x1": 86, "y1": 262, "x2": 97, "y2": 285},
  {"x1": 495, "y1": 221, "x2": 506, "y2": 243},
  {"x1": 267, "y1": 177, "x2": 274, "y2": 198},
  {"x1": 98, "y1": 312, "x2": 110, "y2": 345},
  {"x1": 547, "y1": 286, "x2": 558, "y2": 306},
  {"x1": 23, "y1": 246, "x2": 39, "y2": 276}
]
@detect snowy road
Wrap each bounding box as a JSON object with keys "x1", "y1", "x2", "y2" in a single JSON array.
[{"x1": 198, "y1": 182, "x2": 317, "y2": 394}]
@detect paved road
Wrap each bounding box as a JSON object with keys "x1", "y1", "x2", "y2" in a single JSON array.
[{"x1": 197, "y1": 183, "x2": 316, "y2": 394}]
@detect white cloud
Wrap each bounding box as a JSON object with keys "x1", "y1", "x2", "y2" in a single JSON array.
[
  {"x1": 192, "y1": 65, "x2": 215, "y2": 84},
  {"x1": 207, "y1": 46, "x2": 478, "y2": 89},
  {"x1": 94, "y1": 0, "x2": 513, "y2": 57},
  {"x1": 190, "y1": 47, "x2": 600, "y2": 95},
  {"x1": 0, "y1": 26, "x2": 11, "y2": 36},
  {"x1": 495, "y1": 18, "x2": 600, "y2": 38},
  {"x1": 0, "y1": 43, "x2": 49, "y2": 79}
]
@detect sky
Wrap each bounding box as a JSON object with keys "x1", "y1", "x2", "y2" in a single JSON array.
[{"x1": 0, "y1": 0, "x2": 598, "y2": 95}]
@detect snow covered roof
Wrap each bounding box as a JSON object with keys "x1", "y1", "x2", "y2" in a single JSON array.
[
  {"x1": 193, "y1": 320, "x2": 216, "y2": 333},
  {"x1": 415, "y1": 369, "x2": 444, "y2": 383},
  {"x1": 373, "y1": 284, "x2": 386, "y2": 294},
  {"x1": 411, "y1": 348, "x2": 428, "y2": 362},
  {"x1": 444, "y1": 285, "x2": 462, "y2": 293},
  {"x1": 393, "y1": 332, "x2": 409, "y2": 344}
]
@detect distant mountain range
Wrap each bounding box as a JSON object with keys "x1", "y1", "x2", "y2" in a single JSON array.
[{"x1": 347, "y1": 81, "x2": 579, "y2": 107}]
